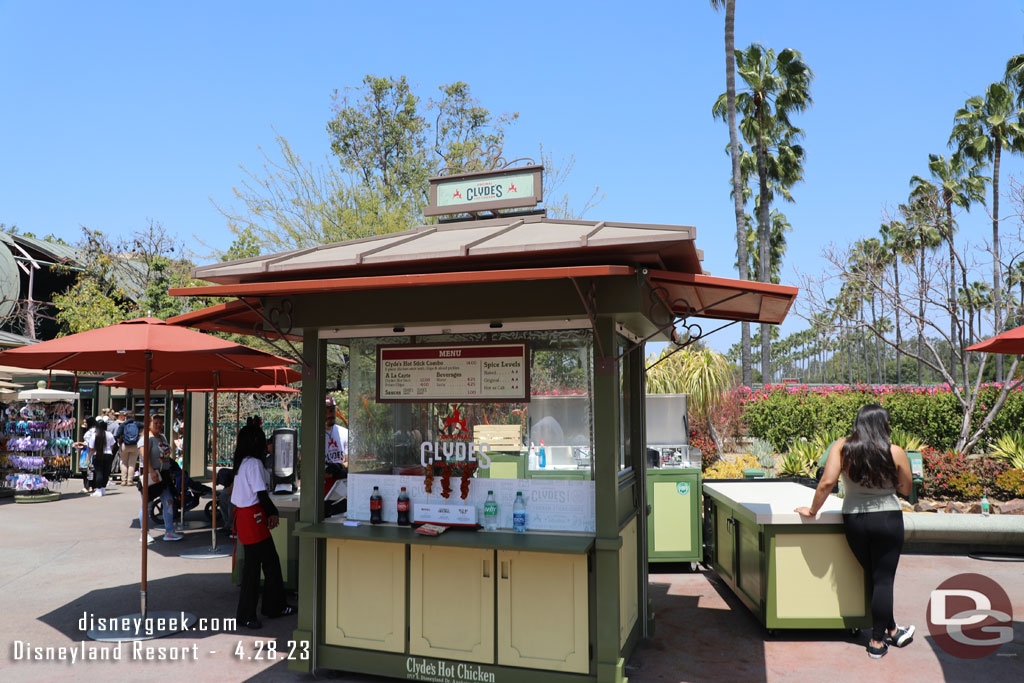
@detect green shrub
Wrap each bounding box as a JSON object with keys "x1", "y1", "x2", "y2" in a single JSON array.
[
  {"x1": 705, "y1": 454, "x2": 761, "y2": 479},
  {"x1": 748, "y1": 438, "x2": 775, "y2": 471},
  {"x1": 990, "y1": 432, "x2": 1024, "y2": 470},
  {"x1": 949, "y1": 472, "x2": 982, "y2": 499},
  {"x1": 922, "y1": 449, "x2": 971, "y2": 499},
  {"x1": 971, "y1": 458, "x2": 1009, "y2": 497},
  {"x1": 994, "y1": 468, "x2": 1024, "y2": 499},
  {"x1": 890, "y1": 427, "x2": 924, "y2": 451}
]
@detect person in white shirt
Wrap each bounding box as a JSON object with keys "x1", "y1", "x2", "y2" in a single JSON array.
[
  {"x1": 231, "y1": 418, "x2": 293, "y2": 629},
  {"x1": 74, "y1": 416, "x2": 113, "y2": 496},
  {"x1": 324, "y1": 396, "x2": 348, "y2": 516}
]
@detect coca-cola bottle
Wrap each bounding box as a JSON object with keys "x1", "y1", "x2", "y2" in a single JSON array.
[
  {"x1": 370, "y1": 486, "x2": 383, "y2": 524},
  {"x1": 397, "y1": 487, "x2": 411, "y2": 526}
]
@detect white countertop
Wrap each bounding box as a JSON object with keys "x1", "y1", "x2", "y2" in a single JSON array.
[{"x1": 703, "y1": 481, "x2": 844, "y2": 525}]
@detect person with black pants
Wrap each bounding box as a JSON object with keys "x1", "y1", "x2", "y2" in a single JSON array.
[
  {"x1": 796, "y1": 404, "x2": 915, "y2": 659},
  {"x1": 230, "y1": 419, "x2": 295, "y2": 629}
]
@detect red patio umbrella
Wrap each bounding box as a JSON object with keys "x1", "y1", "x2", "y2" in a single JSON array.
[
  {"x1": 0, "y1": 318, "x2": 292, "y2": 635},
  {"x1": 965, "y1": 325, "x2": 1024, "y2": 354}
]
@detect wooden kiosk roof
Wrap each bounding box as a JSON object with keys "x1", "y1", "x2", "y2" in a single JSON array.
[{"x1": 170, "y1": 215, "x2": 797, "y2": 330}]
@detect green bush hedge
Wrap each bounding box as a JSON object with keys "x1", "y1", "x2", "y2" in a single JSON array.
[{"x1": 744, "y1": 386, "x2": 1024, "y2": 453}]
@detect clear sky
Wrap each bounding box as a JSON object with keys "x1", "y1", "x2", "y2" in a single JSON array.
[{"x1": 3, "y1": 1, "x2": 1024, "y2": 353}]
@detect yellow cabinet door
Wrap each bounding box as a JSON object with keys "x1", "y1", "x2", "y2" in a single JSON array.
[
  {"x1": 324, "y1": 539, "x2": 405, "y2": 652},
  {"x1": 652, "y1": 481, "x2": 693, "y2": 553},
  {"x1": 409, "y1": 546, "x2": 494, "y2": 663},
  {"x1": 497, "y1": 551, "x2": 589, "y2": 674}
]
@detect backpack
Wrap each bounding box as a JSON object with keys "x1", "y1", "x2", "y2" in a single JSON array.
[{"x1": 121, "y1": 420, "x2": 140, "y2": 445}]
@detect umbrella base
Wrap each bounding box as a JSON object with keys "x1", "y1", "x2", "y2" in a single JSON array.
[
  {"x1": 180, "y1": 546, "x2": 232, "y2": 559},
  {"x1": 87, "y1": 611, "x2": 198, "y2": 642}
]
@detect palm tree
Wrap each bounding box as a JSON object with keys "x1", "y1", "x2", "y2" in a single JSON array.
[
  {"x1": 879, "y1": 220, "x2": 915, "y2": 384},
  {"x1": 959, "y1": 281, "x2": 992, "y2": 346},
  {"x1": 904, "y1": 183, "x2": 945, "y2": 384},
  {"x1": 950, "y1": 82, "x2": 1024, "y2": 382},
  {"x1": 911, "y1": 153, "x2": 988, "y2": 385},
  {"x1": 710, "y1": 0, "x2": 750, "y2": 388},
  {"x1": 719, "y1": 43, "x2": 813, "y2": 385}
]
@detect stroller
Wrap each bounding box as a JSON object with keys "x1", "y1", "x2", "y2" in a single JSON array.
[{"x1": 148, "y1": 460, "x2": 214, "y2": 524}]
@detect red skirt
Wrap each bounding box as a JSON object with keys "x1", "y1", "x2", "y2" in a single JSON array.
[{"x1": 234, "y1": 503, "x2": 271, "y2": 545}]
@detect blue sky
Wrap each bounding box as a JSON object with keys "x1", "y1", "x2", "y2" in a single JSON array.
[{"x1": 3, "y1": 1, "x2": 1024, "y2": 353}]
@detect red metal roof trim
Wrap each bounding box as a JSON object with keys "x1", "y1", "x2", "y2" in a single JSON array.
[{"x1": 169, "y1": 265, "x2": 636, "y2": 298}]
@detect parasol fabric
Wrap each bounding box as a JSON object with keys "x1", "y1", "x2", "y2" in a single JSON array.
[{"x1": 965, "y1": 325, "x2": 1024, "y2": 355}]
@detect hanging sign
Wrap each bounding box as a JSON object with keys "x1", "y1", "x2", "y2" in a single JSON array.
[
  {"x1": 424, "y1": 165, "x2": 543, "y2": 217},
  {"x1": 377, "y1": 343, "x2": 529, "y2": 403}
]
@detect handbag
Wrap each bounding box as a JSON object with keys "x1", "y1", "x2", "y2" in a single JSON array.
[
  {"x1": 235, "y1": 503, "x2": 271, "y2": 545},
  {"x1": 78, "y1": 446, "x2": 90, "y2": 470}
]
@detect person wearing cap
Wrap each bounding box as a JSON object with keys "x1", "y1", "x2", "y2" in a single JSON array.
[{"x1": 324, "y1": 396, "x2": 348, "y2": 517}]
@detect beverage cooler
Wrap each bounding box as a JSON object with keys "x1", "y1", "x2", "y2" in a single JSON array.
[{"x1": 645, "y1": 394, "x2": 702, "y2": 565}]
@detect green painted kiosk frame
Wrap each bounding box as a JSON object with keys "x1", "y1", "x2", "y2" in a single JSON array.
[{"x1": 172, "y1": 211, "x2": 797, "y2": 683}]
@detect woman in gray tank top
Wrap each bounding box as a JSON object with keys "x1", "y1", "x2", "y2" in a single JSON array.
[{"x1": 795, "y1": 404, "x2": 915, "y2": 659}]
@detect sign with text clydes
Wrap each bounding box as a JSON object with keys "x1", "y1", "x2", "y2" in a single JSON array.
[
  {"x1": 425, "y1": 165, "x2": 543, "y2": 217},
  {"x1": 377, "y1": 343, "x2": 529, "y2": 403}
]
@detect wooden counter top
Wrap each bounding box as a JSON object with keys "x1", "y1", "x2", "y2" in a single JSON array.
[
  {"x1": 703, "y1": 481, "x2": 845, "y2": 525},
  {"x1": 294, "y1": 521, "x2": 595, "y2": 554}
]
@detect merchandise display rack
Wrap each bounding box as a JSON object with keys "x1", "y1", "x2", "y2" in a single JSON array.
[{"x1": 0, "y1": 400, "x2": 76, "y2": 503}]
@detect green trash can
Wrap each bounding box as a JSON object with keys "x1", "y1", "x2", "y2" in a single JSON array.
[{"x1": 906, "y1": 450, "x2": 924, "y2": 505}]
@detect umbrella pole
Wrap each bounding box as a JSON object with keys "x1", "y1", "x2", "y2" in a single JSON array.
[
  {"x1": 141, "y1": 354, "x2": 151, "y2": 619},
  {"x1": 210, "y1": 382, "x2": 218, "y2": 549},
  {"x1": 236, "y1": 391, "x2": 240, "y2": 434},
  {"x1": 180, "y1": 389, "x2": 186, "y2": 530}
]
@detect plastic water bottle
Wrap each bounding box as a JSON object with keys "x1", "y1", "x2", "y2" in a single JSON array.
[
  {"x1": 538, "y1": 441, "x2": 546, "y2": 469},
  {"x1": 483, "y1": 490, "x2": 498, "y2": 531},
  {"x1": 512, "y1": 491, "x2": 527, "y2": 533},
  {"x1": 981, "y1": 496, "x2": 990, "y2": 516},
  {"x1": 528, "y1": 443, "x2": 538, "y2": 470}
]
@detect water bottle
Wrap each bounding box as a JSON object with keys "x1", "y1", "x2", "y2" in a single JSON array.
[
  {"x1": 370, "y1": 486, "x2": 383, "y2": 524},
  {"x1": 483, "y1": 490, "x2": 498, "y2": 531},
  {"x1": 538, "y1": 441, "x2": 546, "y2": 469},
  {"x1": 397, "y1": 487, "x2": 410, "y2": 526},
  {"x1": 512, "y1": 491, "x2": 526, "y2": 533},
  {"x1": 528, "y1": 443, "x2": 538, "y2": 470},
  {"x1": 981, "y1": 495, "x2": 990, "y2": 517}
]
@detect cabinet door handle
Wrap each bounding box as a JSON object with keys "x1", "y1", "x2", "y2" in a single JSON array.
[
  {"x1": 500, "y1": 561, "x2": 509, "y2": 580},
  {"x1": 482, "y1": 559, "x2": 490, "y2": 578}
]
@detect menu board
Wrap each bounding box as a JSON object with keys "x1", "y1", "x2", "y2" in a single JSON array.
[{"x1": 377, "y1": 343, "x2": 528, "y2": 402}]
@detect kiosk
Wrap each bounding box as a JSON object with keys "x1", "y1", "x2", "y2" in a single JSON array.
[{"x1": 171, "y1": 165, "x2": 797, "y2": 683}]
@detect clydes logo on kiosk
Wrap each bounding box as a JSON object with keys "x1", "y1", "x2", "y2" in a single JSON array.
[
  {"x1": 927, "y1": 573, "x2": 1014, "y2": 658},
  {"x1": 420, "y1": 404, "x2": 492, "y2": 468},
  {"x1": 406, "y1": 656, "x2": 497, "y2": 682},
  {"x1": 424, "y1": 164, "x2": 543, "y2": 217}
]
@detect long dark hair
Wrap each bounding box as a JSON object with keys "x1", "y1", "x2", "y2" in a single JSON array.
[
  {"x1": 841, "y1": 404, "x2": 898, "y2": 488},
  {"x1": 232, "y1": 416, "x2": 267, "y2": 474},
  {"x1": 86, "y1": 416, "x2": 108, "y2": 453}
]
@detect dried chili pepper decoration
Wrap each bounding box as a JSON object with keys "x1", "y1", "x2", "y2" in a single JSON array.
[
  {"x1": 424, "y1": 464, "x2": 434, "y2": 494},
  {"x1": 459, "y1": 462, "x2": 476, "y2": 500},
  {"x1": 440, "y1": 463, "x2": 453, "y2": 499}
]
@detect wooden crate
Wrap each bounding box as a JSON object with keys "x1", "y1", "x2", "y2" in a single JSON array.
[{"x1": 473, "y1": 424, "x2": 522, "y2": 452}]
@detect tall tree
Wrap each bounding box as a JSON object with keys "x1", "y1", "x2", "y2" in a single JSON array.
[
  {"x1": 720, "y1": 43, "x2": 813, "y2": 384},
  {"x1": 950, "y1": 82, "x2": 1024, "y2": 382},
  {"x1": 710, "y1": 0, "x2": 751, "y2": 388},
  {"x1": 911, "y1": 153, "x2": 988, "y2": 385}
]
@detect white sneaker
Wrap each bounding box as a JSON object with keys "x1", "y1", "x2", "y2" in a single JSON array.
[
  {"x1": 91, "y1": 489, "x2": 104, "y2": 497},
  {"x1": 141, "y1": 535, "x2": 154, "y2": 544}
]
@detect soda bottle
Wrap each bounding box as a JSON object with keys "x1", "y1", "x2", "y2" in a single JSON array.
[
  {"x1": 370, "y1": 486, "x2": 383, "y2": 524},
  {"x1": 397, "y1": 487, "x2": 411, "y2": 525},
  {"x1": 512, "y1": 491, "x2": 526, "y2": 533},
  {"x1": 538, "y1": 441, "x2": 546, "y2": 469},
  {"x1": 483, "y1": 490, "x2": 498, "y2": 531},
  {"x1": 981, "y1": 495, "x2": 990, "y2": 517}
]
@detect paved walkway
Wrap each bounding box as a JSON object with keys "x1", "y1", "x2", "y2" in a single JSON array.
[{"x1": 1, "y1": 479, "x2": 1020, "y2": 682}]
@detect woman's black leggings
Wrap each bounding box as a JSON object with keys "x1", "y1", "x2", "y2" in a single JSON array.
[
  {"x1": 237, "y1": 536, "x2": 286, "y2": 622},
  {"x1": 843, "y1": 510, "x2": 904, "y2": 641}
]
